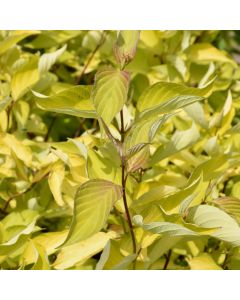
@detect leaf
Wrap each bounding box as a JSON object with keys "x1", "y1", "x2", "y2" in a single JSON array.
[
  {"x1": 63, "y1": 179, "x2": 122, "y2": 246},
  {"x1": 114, "y1": 30, "x2": 140, "y2": 69},
  {"x1": 125, "y1": 142, "x2": 150, "y2": 160},
  {"x1": 0, "y1": 31, "x2": 40, "y2": 56},
  {"x1": 184, "y1": 102, "x2": 208, "y2": 129},
  {"x1": 188, "y1": 253, "x2": 222, "y2": 270},
  {"x1": 187, "y1": 205, "x2": 240, "y2": 247},
  {"x1": 38, "y1": 44, "x2": 67, "y2": 74},
  {"x1": 53, "y1": 231, "x2": 116, "y2": 270},
  {"x1": 48, "y1": 161, "x2": 65, "y2": 206},
  {"x1": 112, "y1": 254, "x2": 137, "y2": 270},
  {"x1": 133, "y1": 215, "x2": 215, "y2": 237},
  {"x1": 137, "y1": 80, "x2": 213, "y2": 112},
  {"x1": 91, "y1": 68, "x2": 130, "y2": 125},
  {"x1": 151, "y1": 122, "x2": 200, "y2": 165},
  {"x1": 33, "y1": 85, "x2": 96, "y2": 118},
  {"x1": 212, "y1": 197, "x2": 240, "y2": 223},
  {"x1": 0, "y1": 221, "x2": 37, "y2": 256},
  {"x1": 11, "y1": 56, "x2": 39, "y2": 100},
  {"x1": 158, "y1": 174, "x2": 206, "y2": 215},
  {"x1": 145, "y1": 236, "x2": 182, "y2": 268},
  {"x1": 95, "y1": 241, "x2": 111, "y2": 270},
  {"x1": 186, "y1": 43, "x2": 236, "y2": 66},
  {"x1": 2, "y1": 133, "x2": 32, "y2": 166},
  {"x1": 0, "y1": 96, "x2": 12, "y2": 112},
  {"x1": 32, "y1": 242, "x2": 50, "y2": 270},
  {"x1": 138, "y1": 95, "x2": 204, "y2": 121},
  {"x1": 21, "y1": 231, "x2": 68, "y2": 266}
]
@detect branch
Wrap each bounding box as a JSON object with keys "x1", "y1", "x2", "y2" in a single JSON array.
[{"x1": 76, "y1": 31, "x2": 107, "y2": 84}]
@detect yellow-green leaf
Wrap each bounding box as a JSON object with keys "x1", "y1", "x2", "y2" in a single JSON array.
[
  {"x1": 33, "y1": 85, "x2": 96, "y2": 118},
  {"x1": 137, "y1": 80, "x2": 213, "y2": 112},
  {"x1": 114, "y1": 30, "x2": 140, "y2": 69},
  {"x1": 91, "y1": 68, "x2": 130, "y2": 125},
  {"x1": 53, "y1": 231, "x2": 116, "y2": 269},
  {"x1": 63, "y1": 179, "x2": 122, "y2": 246},
  {"x1": 38, "y1": 44, "x2": 67, "y2": 75},
  {"x1": 188, "y1": 253, "x2": 222, "y2": 270},
  {"x1": 11, "y1": 56, "x2": 39, "y2": 100}
]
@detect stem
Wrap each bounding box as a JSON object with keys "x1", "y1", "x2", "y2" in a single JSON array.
[
  {"x1": 120, "y1": 109, "x2": 124, "y2": 143},
  {"x1": 44, "y1": 115, "x2": 57, "y2": 142},
  {"x1": 163, "y1": 249, "x2": 172, "y2": 270},
  {"x1": 76, "y1": 31, "x2": 106, "y2": 84},
  {"x1": 120, "y1": 109, "x2": 137, "y2": 255},
  {"x1": 222, "y1": 250, "x2": 230, "y2": 270}
]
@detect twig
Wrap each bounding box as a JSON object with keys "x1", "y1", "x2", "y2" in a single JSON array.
[
  {"x1": 120, "y1": 109, "x2": 137, "y2": 255},
  {"x1": 163, "y1": 249, "x2": 172, "y2": 270},
  {"x1": 76, "y1": 31, "x2": 106, "y2": 84},
  {"x1": 44, "y1": 115, "x2": 57, "y2": 142}
]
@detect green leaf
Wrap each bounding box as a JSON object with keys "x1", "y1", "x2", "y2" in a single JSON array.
[
  {"x1": 11, "y1": 56, "x2": 39, "y2": 100},
  {"x1": 187, "y1": 205, "x2": 240, "y2": 247},
  {"x1": 133, "y1": 215, "x2": 215, "y2": 237},
  {"x1": 114, "y1": 30, "x2": 140, "y2": 69},
  {"x1": 145, "y1": 236, "x2": 182, "y2": 268},
  {"x1": 33, "y1": 85, "x2": 96, "y2": 118},
  {"x1": 213, "y1": 197, "x2": 240, "y2": 223},
  {"x1": 53, "y1": 231, "x2": 116, "y2": 270},
  {"x1": 137, "y1": 80, "x2": 213, "y2": 112},
  {"x1": 48, "y1": 161, "x2": 65, "y2": 206},
  {"x1": 188, "y1": 253, "x2": 222, "y2": 270},
  {"x1": 186, "y1": 43, "x2": 236, "y2": 66},
  {"x1": 0, "y1": 221, "x2": 37, "y2": 256},
  {"x1": 0, "y1": 96, "x2": 12, "y2": 112},
  {"x1": 138, "y1": 95, "x2": 204, "y2": 121},
  {"x1": 0, "y1": 31, "x2": 40, "y2": 56},
  {"x1": 151, "y1": 122, "x2": 200, "y2": 165},
  {"x1": 112, "y1": 254, "x2": 137, "y2": 270},
  {"x1": 63, "y1": 179, "x2": 122, "y2": 246},
  {"x1": 157, "y1": 174, "x2": 206, "y2": 215},
  {"x1": 125, "y1": 142, "x2": 150, "y2": 160},
  {"x1": 38, "y1": 44, "x2": 67, "y2": 75},
  {"x1": 32, "y1": 242, "x2": 50, "y2": 270},
  {"x1": 91, "y1": 68, "x2": 130, "y2": 125}
]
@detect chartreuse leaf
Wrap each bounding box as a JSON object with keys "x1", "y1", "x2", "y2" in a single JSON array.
[
  {"x1": 53, "y1": 231, "x2": 116, "y2": 270},
  {"x1": 114, "y1": 31, "x2": 140, "y2": 69},
  {"x1": 188, "y1": 253, "x2": 222, "y2": 270},
  {"x1": 186, "y1": 43, "x2": 236, "y2": 66},
  {"x1": 0, "y1": 96, "x2": 12, "y2": 112},
  {"x1": 151, "y1": 122, "x2": 200, "y2": 165},
  {"x1": 38, "y1": 44, "x2": 67, "y2": 74},
  {"x1": 124, "y1": 115, "x2": 170, "y2": 172},
  {"x1": 133, "y1": 215, "x2": 216, "y2": 237},
  {"x1": 189, "y1": 155, "x2": 229, "y2": 183},
  {"x1": 157, "y1": 174, "x2": 207, "y2": 215},
  {"x1": 145, "y1": 236, "x2": 182, "y2": 269},
  {"x1": 48, "y1": 160, "x2": 65, "y2": 206},
  {"x1": 33, "y1": 85, "x2": 96, "y2": 118},
  {"x1": 0, "y1": 31, "x2": 40, "y2": 56},
  {"x1": 137, "y1": 79, "x2": 213, "y2": 112},
  {"x1": 20, "y1": 231, "x2": 68, "y2": 266},
  {"x1": 32, "y1": 242, "x2": 50, "y2": 270},
  {"x1": 138, "y1": 95, "x2": 204, "y2": 121},
  {"x1": 63, "y1": 179, "x2": 122, "y2": 246},
  {"x1": 2, "y1": 133, "x2": 32, "y2": 166},
  {"x1": 187, "y1": 205, "x2": 240, "y2": 247},
  {"x1": 0, "y1": 221, "x2": 37, "y2": 256},
  {"x1": 11, "y1": 56, "x2": 40, "y2": 100},
  {"x1": 91, "y1": 68, "x2": 130, "y2": 125},
  {"x1": 212, "y1": 197, "x2": 240, "y2": 223}
]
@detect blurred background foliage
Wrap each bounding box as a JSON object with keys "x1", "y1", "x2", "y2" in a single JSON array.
[{"x1": 1, "y1": 30, "x2": 240, "y2": 269}]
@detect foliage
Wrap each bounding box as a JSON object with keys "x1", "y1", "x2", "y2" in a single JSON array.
[{"x1": 1, "y1": 30, "x2": 240, "y2": 270}]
